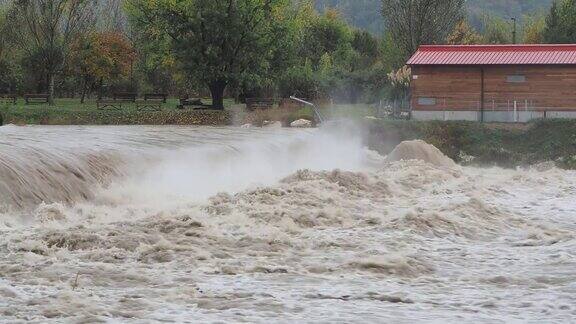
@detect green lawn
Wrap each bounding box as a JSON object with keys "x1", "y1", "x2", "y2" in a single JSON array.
[
  {"x1": 0, "y1": 98, "x2": 234, "y2": 125},
  {"x1": 0, "y1": 98, "x2": 380, "y2": 120},
  {"x1": 279, "y1": 103, "x2": 384, "y2": 123},
  {"x1": 318, "y1": 103, "x2": 380, "y2": 119},
  {"x1": 0, "y1": 97, "x2": 237, "y2": 112}
]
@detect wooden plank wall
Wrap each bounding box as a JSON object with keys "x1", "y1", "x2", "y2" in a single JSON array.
[
  {"x1": 411, "y1": 65, "x2": 576, "y2": 111},
  {"x1": 411, "y1": 66, "x2": 481, "y2": 111},
  {"x1": 484, "y1": 66, "x2": 576, "y2": 111}
]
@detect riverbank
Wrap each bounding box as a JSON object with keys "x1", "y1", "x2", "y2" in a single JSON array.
[
  {"x1": 0, "y1": 98, "x2": 232, "y2": 126},
  {"x1": 364, "y1": 119, "x2": 576, "y2": 169},
  {"x1": 2, "y1": 101, "x2": 575, "y2": 170},
  {"x1": 0, "y1": 99, "x2": 378, "y2": 126}
]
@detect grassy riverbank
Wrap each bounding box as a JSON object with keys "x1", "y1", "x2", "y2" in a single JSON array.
[
  {"x1": 2, "y1": 100, "x2": 575, "y2": 169},
  {"x1": 0, "y1": 98, "x2": 232, "y2": 125},
  {"x1": 0, "y1": 99, "x2": 379, "y2": 126},
  {"x1": 365, "y1": 119, "x2": 576, "y2": 169}
]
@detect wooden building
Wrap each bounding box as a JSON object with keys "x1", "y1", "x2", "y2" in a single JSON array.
[{"x1": 407, "y1": 45, "x2": 576, "y2": 122}]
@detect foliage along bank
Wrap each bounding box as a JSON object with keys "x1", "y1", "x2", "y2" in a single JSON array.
[
  {"x1": 364, "y1": 119, "x2": 576, "y2": 170},
  {"x1": 0, "y1": 106, "x2": 231, "y2": 126}
]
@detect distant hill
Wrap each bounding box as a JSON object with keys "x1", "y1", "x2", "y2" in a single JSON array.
[
  {"x1": 314, "y1": 0, "x2": 555, "y2": 34},
  {"x1": 468, "y1": 0, "x2": 554, "y2": 18},
  {"x1": 467, "y1": 0, "x2": 554, "y2": 31},
  {"x1": 313, "y1": 0, "x2": 384, "y2": 34}
]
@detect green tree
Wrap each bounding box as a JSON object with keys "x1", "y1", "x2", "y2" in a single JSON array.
[
  {"x1": 126, "y1": 0, "x2": 183, "y2": 95},
  {"x1": 447, "y1": 20, "x2": 484, "y2": 45},
  {"x1": 299, "y1": 8, "x2": 353, "y2": 65},
  {"x1": 482, "y1": 15, "x2": 513, "y2": 44},
  {"x1": 352, "y1": 30, "x2": 380, "y2": 63},
  {"x1": 543, "y1": 1, "x2": 561, "y2": 42},
  {"x1": 0, "y1": 3, "x2": 7, "y2": 60},
  {"x1": 278, "y1": 61, "x2": 318, "y2": 98},
  {"x1": 379, "y1": 32, "x2": 405, "y2": 71},
  {"x1": 291, "y1": 6, "x2": 382, "y2": 102},
  {"x1": 543, "y1": 0, "x2": 576, "y2": 43},
  {"x1": 127, "y1": 0, "x2": 292, "y2": 110},
  {"x1": 523, "y1": 15, "x2": 546, "y2": 44},
  {"x1": 0, "y1": 4, "x2": 15, "y2": 92}
]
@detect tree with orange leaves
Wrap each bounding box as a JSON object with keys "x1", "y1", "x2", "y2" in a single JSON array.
[
  {"x1": 70, "y1": 31, "x2": 136, "y2": 103},
  {"x1": 447, "y1": 20, "x2": 484, "y2": 45}
]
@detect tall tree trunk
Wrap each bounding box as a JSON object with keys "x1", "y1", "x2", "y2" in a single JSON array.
[
  {"x1": 98, "y1": 78, "x2": 104, "y2": 100},
  {"x1": 48, "y1": 73, "x2": 55, "y2": 105},
  {"x1": 80, "y1": 77, "x2": 88, "y2": 104},
  {"x1": 209, "y1": 80, "x2": 227, "y2": 110}
]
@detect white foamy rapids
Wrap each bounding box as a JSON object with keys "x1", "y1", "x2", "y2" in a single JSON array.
[
  {"x1": 0, "y1": 125, "x2": 575, "y2": 323},
  {"x1": 386, "y1": 139, "x2": 459, "y2": 169},
  {"x1": 0, "y1": 124, "x2": 373, "y2": 212}
]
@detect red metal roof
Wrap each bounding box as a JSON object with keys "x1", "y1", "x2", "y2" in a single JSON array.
[{"x1": 407, "y1": 44, "x2": 576, "y2": 65}]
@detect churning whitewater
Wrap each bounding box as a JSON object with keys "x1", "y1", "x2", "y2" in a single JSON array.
[{"x1": 0, "y1": 125, "x2": 574, "y2": 323}]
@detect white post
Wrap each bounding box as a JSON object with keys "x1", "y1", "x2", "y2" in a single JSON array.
[{"x1": 514, "y1": 100, "x2": 518, "y2": 123}]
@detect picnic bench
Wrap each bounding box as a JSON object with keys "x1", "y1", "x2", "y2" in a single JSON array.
[
  {"x1": 24, "y1": 94, "x2": 49, "y2": 104},
  {"x1": 96, "y1": 98, "x2": 122, "y2": 110},
  {"x1": 177, "y1": 97, "x2": 206, "y2": 109},
  {"x1": 136, "y1": 99, "x2": 162, "y2": 111},
  {"x1": 97, "y1": 93, "x2": 138, "y2": 109},
  {"x1": 113, "y1": 92, "x2": 137, "y2": 102},
  {"x1": 133, "y1": 93, "x2": 167, "y2": 111},
  {"x1": 246, "y1": 98, "x2": 275, "y2": 111},
  {"x1": 0, "y1": 94, "x2": 17, "y2": 104},
  {"x1": 144, "y1": 93, "x2": 168, "y2": 103}
]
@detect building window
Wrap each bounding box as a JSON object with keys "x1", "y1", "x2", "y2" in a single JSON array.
[
  {"x1": 418, "y1": 97, "x2": 436, "y2": 106},
  {"x1": 507, "y1": 75, "x2": 526, "y2": 83}
]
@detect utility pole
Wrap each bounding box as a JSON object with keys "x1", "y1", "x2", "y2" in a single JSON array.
[{"x1": 511, "y1": 17, "x2": 517, "y2": 44}]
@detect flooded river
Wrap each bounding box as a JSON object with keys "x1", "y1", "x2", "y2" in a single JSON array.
[{"x1": 0, "y1": 125, "x2": 574, "y2": 323}]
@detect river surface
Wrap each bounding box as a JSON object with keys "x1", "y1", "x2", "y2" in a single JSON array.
[{"x1": 0, "y1": 125, "x2": 574, "y2": 323}]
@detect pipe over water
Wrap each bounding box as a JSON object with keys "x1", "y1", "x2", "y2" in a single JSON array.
[{"x1": 289, "y1": 96, "x2": 326, "y2": 124}]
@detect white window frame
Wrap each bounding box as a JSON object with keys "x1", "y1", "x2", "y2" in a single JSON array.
[
  {"x1": 506, "y1": 75, "x2": 527, "y2": 83},
  {"x1": 418, "y1": 97, "x2": 437, "y2": 106}
]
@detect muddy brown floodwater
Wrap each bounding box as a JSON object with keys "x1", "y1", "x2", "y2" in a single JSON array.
[{"x1": 0, "y1": 124, "x2": 574, "y2": 323}]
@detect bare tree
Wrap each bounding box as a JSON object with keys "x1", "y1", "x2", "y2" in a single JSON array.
[
  {"x1": 382, "y1": 0, "x2": 465, "y2": 58},
  {"x1": 96, "y1": 0, "x2": 128, "y2": 32},
  {"x1": 7, "y1": 0, "x2": 96, "y2": 104},
  {"x1": 0, "y1": 3, "x2": 8, "y2": 60}
]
